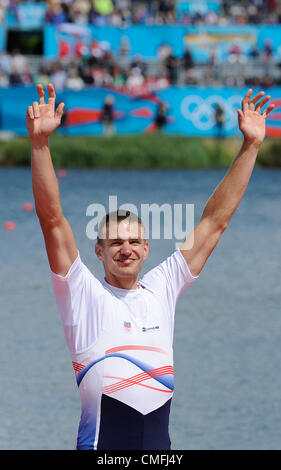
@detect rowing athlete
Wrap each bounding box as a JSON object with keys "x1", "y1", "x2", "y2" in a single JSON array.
[{"x1": 26, "y1": 83, "x2": 274, "y2": 450}]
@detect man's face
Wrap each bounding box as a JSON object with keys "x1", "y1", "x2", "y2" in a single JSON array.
[{"x1": 95, "y1": 219, "x2": 149, "y2": 287}]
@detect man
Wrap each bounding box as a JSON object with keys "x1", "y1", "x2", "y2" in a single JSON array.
[
  {"x1": 26, "y1": 83, "x2": 274, "y2": 450},
  {"x1": 101, "y1": 95, "x2": 115, "y2": 137},
  {"x1": 214, "y1": 103, "x2": 225, "y2": 139}
]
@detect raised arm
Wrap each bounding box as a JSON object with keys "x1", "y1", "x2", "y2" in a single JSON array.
[
  {"x1": 27, "y1": 83, "x2": 78, "y2": 275},
  {"x1": 180, "y1": 89, "x2": 275, "y2": 277}
]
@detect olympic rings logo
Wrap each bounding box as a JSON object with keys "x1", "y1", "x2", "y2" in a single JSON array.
[{"x1": 180, "y1": 94, "x2": 242, "y2": 131}]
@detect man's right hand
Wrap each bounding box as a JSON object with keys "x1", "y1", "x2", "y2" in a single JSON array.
[
  {"x1": 26, "y1": 83, "x2": 65, "y2": 142},
  {"x1": 28, "y1": 82, "x2": 78, "y2": 276}
]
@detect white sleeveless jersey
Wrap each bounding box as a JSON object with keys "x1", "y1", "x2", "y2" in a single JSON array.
[{"x1": 51, "y1": 250, "x2": 197, "y2": 450}]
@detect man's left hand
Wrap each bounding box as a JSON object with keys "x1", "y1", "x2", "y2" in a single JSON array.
[{"x1": 238, "y1": 89, "x2": 275, "y2": 147}]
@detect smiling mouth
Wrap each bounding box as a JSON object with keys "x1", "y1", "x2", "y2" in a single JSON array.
[{"x1": 116, "y1": 258, "x2": 136, "y2": 265}]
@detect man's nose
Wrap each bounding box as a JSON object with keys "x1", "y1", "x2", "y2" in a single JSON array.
[{"x1": 120, "y1": 241, "x2": 132, "y2": 255}]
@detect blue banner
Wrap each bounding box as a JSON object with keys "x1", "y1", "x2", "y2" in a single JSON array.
[
  {"x1": 158, "y1": 86, "x2": 281, "y2": 137},
  {"x1": 44, "y1": 24, "x2": 185, "y2": 60},
  {"x1": 61, "y1": 87, "x2": 161, "y2": 135},
  {"x1": 183, "y1": 25, "x2": 259, "y2": 62},
  {"x1": 43, "y1": 23, "x2": 281, "y2": 62},
  {"x1": 1, "y1": 85, "x2": 280, "y2": 138}
]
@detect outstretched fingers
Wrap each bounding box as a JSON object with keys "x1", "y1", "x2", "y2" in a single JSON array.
[
  {"x1": 27, "y1": 105, "x2": 34, "y2": 120},
  {"x1": 47, "y1": 83, "x2": 56, "y2": 108},
  {"x1": 255, "y1": 94, "x2": 271, "y2": 113},
  {"x1": 242, "y1": 89, "x2": 253, "y2": 112},
  {"x1": 55, "y1": 102, "x2": 65, "y2": 122},
  {"x1": 241, "y1": 89, "x2": 275, "y2": 117},
  {"x1": 249, "y1": 91, "x2": 265, "y2": 108},
  {"x1": 37, "y1": 84, "x2": 45, "y2": 105},
  {"x1": 262, "y1": 103, "x2": 275, "y2": 117},
  {"x1": 32, "y1": 101, "x2": 40, "y2": 118},
  {"x1": 27, "y1": 102, "x2": 40, "y2": 119}
]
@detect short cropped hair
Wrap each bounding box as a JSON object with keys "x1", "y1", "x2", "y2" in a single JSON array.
[{"x1": 97, "y1": 210, "x2": 147, "y2": 244}]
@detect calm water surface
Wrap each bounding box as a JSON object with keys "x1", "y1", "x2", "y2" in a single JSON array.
[{"x1": 1, "y1": 166, "x2": 281, "y2": 450}]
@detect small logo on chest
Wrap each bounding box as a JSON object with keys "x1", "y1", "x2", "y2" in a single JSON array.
[
  {"x1": 142, "y1": 325, "x2": 160, "y2": 333},
  {"x1": 123, "y1": 321, "x2": 132, "y2": 329}
]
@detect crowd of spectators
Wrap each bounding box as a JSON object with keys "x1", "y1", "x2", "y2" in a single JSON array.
[
  {"x1": 0, "y1": 45, "x2": 172, "y2": 94},
  {"x1": 40, "y1": 0, "x2": 281, "y2": 27},
  {"x1": 221, "y1": 0, "x2": 280, "y2": 25},
  {"x1": 42, "y1": 0, "x2": 281, "y2": 26},
  {"x1": 179, "y1": 0, "x2": 280, "y2": 26},
  {"x1": 0, "y1": 38, "x2": 280, "y2": 93},
  {"x1": 0, "y1": 1, "x2": 280, "y2": 91},
  {"x1": 0, "y1": 0, "x2": 280, "y2": 27},
  {"x1": 1, "y1": 0, "x2": 177, "y2": 26}
]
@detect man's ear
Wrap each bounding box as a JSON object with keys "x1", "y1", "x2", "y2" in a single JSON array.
[{"x1": 95, "y1": 242, "x2": 104, "y2": 261}]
